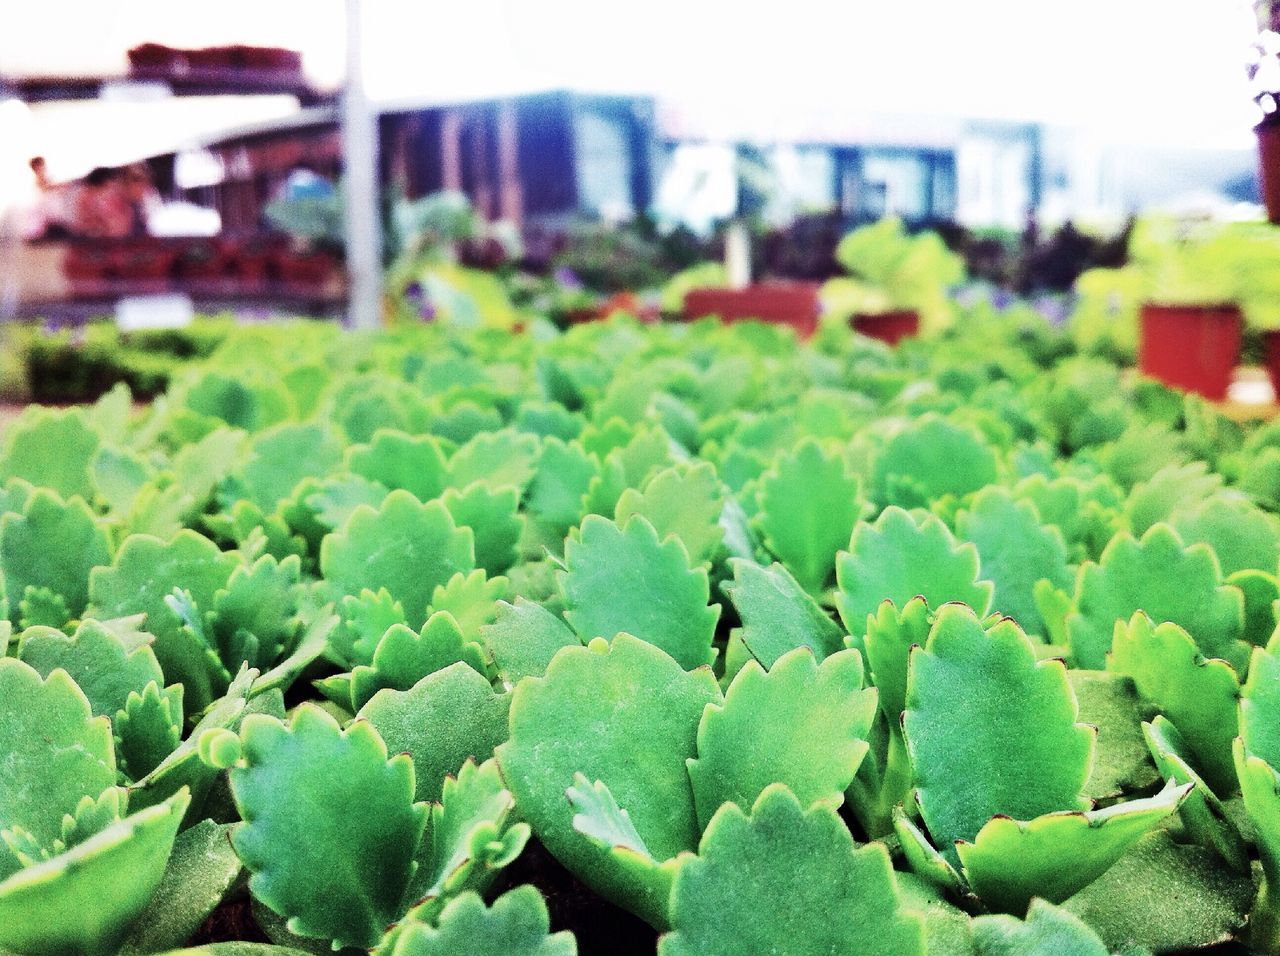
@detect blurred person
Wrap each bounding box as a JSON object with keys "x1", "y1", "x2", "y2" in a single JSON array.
[
  {"x1": 21, "y1": 156, "x2": 73, "y2": 240},
  {"x1": 73, "y1": 167, "x2": 132, "y2": 238},
  {"x1": 121, "y1": 162, "x2": 161, "y2": 236}
]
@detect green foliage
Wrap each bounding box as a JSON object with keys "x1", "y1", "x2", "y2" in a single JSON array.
[
  {"x1": 955, "y1": 486, "x2": 1072, "y2": 637},
  {"x1": 720, "y1": 559, "x2": 845, "y2": 668},
  {"x1": 229, "y1": 706, "x2": 427, "y2": 950},
  {"x1": 389, "y1": 886, "x2": 575, "y2": 956},
  {"x1": 320, "y1": 490, "x2": 475, "y2": 629},
  {"x1": 1066, "y1": 523, "x2": 1245, "y2": 671},
  {"x1": 659, "y1": 785, "x2": 925, "y2": 956},
  {"x1": 871, "y1": 414, "x2": 999, "y2": 508},
  {"x1": 9, "y1": 308, "x2": 1280, "y2": 953},
  {"x1": 687, "y1": 648, "x2": 875, "y2": 828},
  {"x1": 1, "y1": 489, "x2": 110, "y2": 623},
  {"x1": 755, "y1": 439, "x2": 862, "y2": 592},
  {"x1": 903, "y1": 605, "x2": 1093, "y2": 863},
  {"x1": 497, "y1": 635, "x2": 720, "y2": 927},
  {"x1": 835, "y1": 506, "x2": 993, "y2": 636},
  {"x1": 558, "y1": 515, "x2": 719, "y2": 670}
]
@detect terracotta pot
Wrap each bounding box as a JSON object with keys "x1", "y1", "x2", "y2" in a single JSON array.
[
  {"x1": 852, "y1": 310, "x2": 919, "y2": 346},
  {"x1": 1259, "y1": 121, "x2": 1280, "y2": 226},
  {"x1": 1138, "y1": 303, "x2": 1242, "y2": 401},
  {"x1": 683, "y1": 282, "x2": 822, "y2": 337}
]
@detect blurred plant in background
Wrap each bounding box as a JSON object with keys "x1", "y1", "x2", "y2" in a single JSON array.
[{"x1": 821, "y1": 217, "x2": 967, "y2": 331}]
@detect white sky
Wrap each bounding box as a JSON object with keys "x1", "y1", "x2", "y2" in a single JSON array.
[{"x1": 0, "y1": 0, "x2": 1265, "y2": 185}]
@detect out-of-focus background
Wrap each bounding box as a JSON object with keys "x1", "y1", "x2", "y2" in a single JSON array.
[{"x1": 3, "y1": 0, "x2": 1279, "y2": 407}]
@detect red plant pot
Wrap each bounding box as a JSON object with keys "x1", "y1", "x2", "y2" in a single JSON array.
[
  {"x1": 683, "y1": 282, "x2": 822, "y2": 338},
  {"x1": 1259, "y1": 121, "x2": 1280, "y2": 226},
  {"x1": 1262, "y1": 330, "x2": 1280, "y2": 403},
  {"x1": 112, "y1": 242, "x2": 179, "y2": 283},
  {"x1": 1138, "y1": 303, "x2": 1242, "y2": 401},
  {"x1": 275, "y1": 250, "x2": 336, "y2": 288},
  {"x1": 852, "y1": 310, "x2": 920, "y2": 346}
]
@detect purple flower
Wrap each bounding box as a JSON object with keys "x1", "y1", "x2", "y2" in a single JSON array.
[
  {"x1": 404, "y1": 281, "x2": 424, "y2": 301},
  {"x1": 1031, "y1": 294, "x2": 1073, "y2": 326},
  {"x1": 553, "y1": 267, "x2": 584, "y2": 291},
  {"x1": 419, "y1": 299, "x2": 437, "y2": 323}
]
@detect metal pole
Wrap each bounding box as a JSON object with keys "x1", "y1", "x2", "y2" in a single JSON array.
[{"x1": 342, "y1": 0, "x2": 381, "y2": 329}]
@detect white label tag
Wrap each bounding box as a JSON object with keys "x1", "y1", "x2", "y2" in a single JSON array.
[{"x1": 115, "y1": 294, "x2": 194, "y2": 332}]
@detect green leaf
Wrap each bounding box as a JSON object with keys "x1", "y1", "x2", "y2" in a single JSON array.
[
  {"x1": 497, "y1": 635, "x2": 721, "y2": 928},
  {"x1": 896, "y1": 872, "x2": 977, "y2": 956},
  {"x1": 903, "y1": 605, "x2": 1093, "y2": 864},
  {"x1": 862, "y1": 596, "x2": 932, "y2": 728},
  {"x1": 566, "y1": 773, "x2": 653, "y2": 858},
  {"x1": 321, "y1": 490, "x2": 474, "y2": 629},
  {"x1": 359, "y1": 662, "x2": 510, "y2": 803},
  {"x1": 347, "y1": 429, "x2": 449, "y2": 502},
  {"x1": 91, "y1": 446, "x2": 152, "y2": 516},
  {"x1": 720, "y1": 559, "x2": 845, "y2": 669},
  {"x1": 89, "y1": 531, "x2": 241, "y2": 714},
  {"x1": 16, "y1": 587, "x2": 70, "y2": 630},
  {"x1": 1013, "y1": 473, "x2": 1124, "y2": 563},
  {"x1": 230, "y1": 705, "x2": 428, "y2": 950},
  {"x1": 0, "y1": 407, "x2": 99, "y2": 502},
  {"x1": 119, "y1": 820, "x2": 242, "y2": 955},
  {"x1": 836, "y1": 506, "x2": 993, "y2": 642},
  {"x1": 1067, "y1": 523, "x2": 1245, "y2": 671},
  {"x1": 442, "y1": 482, "x2": 523, "y2": 576},
  {"x1": 236, "y1": 423, "x2": 343, "y2": 511},
  {"x1": 559, "y1": 515, "x2": 719, "y2": 670},
  {"x1": 1, "y1": 489, "x2": 110, "y2": 621},
  {"x1": 658, "y1": 784, "x2": 925, "y2": 956},
  {"x1": 402, "y1": 758, "x2": 529, "y2": 917},
  {"x1": 525, "y1": 438, "x2": 598, "y2": 535},
  {"x1": 1172, "y1": 496, "x2": 1280, "y2": 576},
  {"x1": 1061, "y1": 829, "x2": 1253, "y2": 953},
  {"x1": 0, "y1": 790, "x2": 189, "y2": 956},
  {"x1": 614, "y1": 462, "x2": 726, "y2": 567},
  {"x1": 1125, "y1": 461, "x2": 1223, "y2": 537},
  {"x1": 871, "y1": 413, "x2": 998, "y2": 509},
  {"x1": 348, "y1": 612, "x2": 487, "y2": 712},
  {"x1": 754, "y1": 439, "x2": 864, "y2": 594},
  {"x1": 128, "y1": 666, "x2": 257, "y2": 820},
  {"x1": 19, "y1": 619, "x2": 164, "y2": 720},
  {"x1": 688, "y1": 647, "x2": 874, "y2": 828},
  {"x1": 251, "y1": 610, "x2": 337, "y2": 700},
  {"x1": 971, "y1": 900, "x2": 1108, "y2": 956},
  {"x1": 114, "y1": 681, "x2": 185, "y2": 782},
  {"x1": 1143, "y1": 717, "x2": 1247, "y2": 871},
  {"x1": 303, "y1": 474, "x2": 388, "y2": 531},
  {"x1": 332, "y1": 587, "x2": 406, "y2": 667},
  {"x1": 1235, "y1": 738, "x2": 1280, "y2": 940},
  {"x1": 955, "y1": 487, "x2": 1072, "y2": 637},
  {"x1": 155, "y1": 947, "x2": 311, "y2": 956},
  {"x1": 1108, "y1": 613, "x2": 1240, "y2": 795},
  {"x1": 0, "y1": 658, "x2": 116, "y2": 850},
  {"x1": 447, "y1": 429, "x2": 541, "y2": 493},
  {"x1": 483, "y1": 598, "x2": 580, "y2": 685},
  {"x1": 211, "y1": 554, "x2": 302, "y2": 672},
  {"x1": 1241, "y1": 629, "x2": 1280, "y2": 771},
  {"x1": 390, "y1": 887, "x2": 575, "y2": 956},
  {"x1": 957, "y1": 781, "x2": 1189, "y2": 914},
  {"x1": 1067, "y1": 670, "x2": 1159, "y2": 801},
  {"x1": 426, "y1": 569, "x2": 507, "y2": 646},
  {"x1": 893, "y1": 805, "x2": 964, "y2": 894},
  {"x1": 1229, "y1": 568, "x2": 1280, "y2": 647}
]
